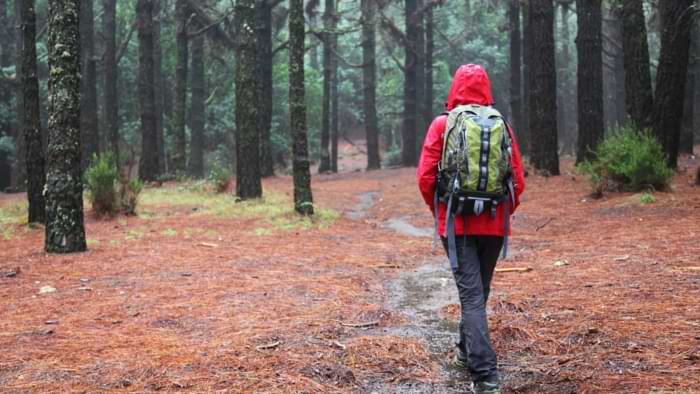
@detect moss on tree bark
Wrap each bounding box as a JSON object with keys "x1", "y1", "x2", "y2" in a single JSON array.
[{"x1": 45, "y1": 0, "x2": 87, "y2": 253}]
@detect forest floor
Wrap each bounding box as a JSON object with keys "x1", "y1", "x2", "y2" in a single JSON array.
[{"x1": 1, "y1": 142, "x2": 699, "y2": 393}]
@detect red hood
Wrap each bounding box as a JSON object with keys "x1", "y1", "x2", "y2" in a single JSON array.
[{"x1": 446, "y1": 64, "x2": 494, "y2": 110}]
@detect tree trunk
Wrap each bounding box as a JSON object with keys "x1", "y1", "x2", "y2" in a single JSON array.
[
  {"x1": 153, "y1": 0, "x2": 165, "y2": 175},
  {"x1": 80, "y1": 0, "x2": 99, "y2": 168},
  {"x1": 173, "y1": 0, "x2": 188, "y2": 174},
  {"x1": 137, "y1": 0, "x2": 158, "y2": 182},
  {"x1": 45, "y1": 0, "x2": 86, "y2": 253},
  {"x1": 414, "y1": 0, "x2": 426, "y2": 149},
  {"x1": 575, "y1": 0, "x2": 604, "y2": 164},
  {"x1": 330, "y1": 28, "x2": 339, "y2": 173},
  {"x1": 509, "y1": 0, "x2": 523, "y2": 134},
  {"x1": 257, "y1": 0, "x2": 274, "y2": 177},
  {"x1": 520, "y1": 3, "x2": 530, "y2": 154},
  {"x1": 235, "y1": 0, "x2": 262, "y2": 199},
  {"x1": 318, "y1": 0, "x2": 334, "y2": 173},
  {"x1": 289, "y1": 0, "x2": 314, "y2": 215},
  {"x1": 0, "y1": 0, "x2": 13, "y2": 190},
  {"x1": 103, "y1": 0, "x2": 119, "y2": 162},
  {"x1": 558, "y1": 2, "x2": 577, "y2": 153},
  {"x1": 401, "y1": 0, "x2": 418, "y2": 167},
  {"x1": 621, "y1": 0, "x2": 654, "y2": 128},
  {"x1": 361, "y1": 0, "x2": 380, "y2": 170},
  {"x1": 611, "y1": 5, "x2": 626, "y2": 128},
  {"x1": 650, "y1": 0, "x2": 694, "y2": 169},
  {"x1": 188, "y1": 34, "x2": 205, "y2": 178},
  {"x1": 20, "y1": 0, "x2": 45, "y2": 223},
  {"x1": 12, "y1": 0, "x2": 26, "y2": 191},
  {"x1": 425, "y1": 4, "x2": 434, "y2": 128},
  {"x1": 527, "y1": 0, "x2": 559, "y2": 175},
  {"x1": 680, "y1": 16, "x2": 697, "y2": 155}
]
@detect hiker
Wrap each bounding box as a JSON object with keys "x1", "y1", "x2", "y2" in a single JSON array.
[{"x1": 416, "y1": 64, "x2": 526, "y2": 394}]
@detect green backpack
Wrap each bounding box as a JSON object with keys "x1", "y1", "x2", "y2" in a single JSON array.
[{"x1": 435, "y1": 104, "x2": 515, "y2": 270}]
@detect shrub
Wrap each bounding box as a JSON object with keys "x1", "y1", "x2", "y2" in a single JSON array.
[
  {"x1": 578, "y1": 127, "x2": 673, "y2": 195},
  {"x1": 84, "y1": 153, "x2": 144, "y2": 216},
  {"x1": 84, "y1": 153, "x2": 119, "y2": 215},
  {"x1": 382, "y1": 144, "x2": 403, "y2": 168},
  {"x1": 208, "y1": 163, "x2": 231, "y2": 193},
  {"x1": 119, "y1": 177, "x2": 143, "y2": 216},
  {"x1": 639, "y1": 192, "x2": 656, "y2": 204}
]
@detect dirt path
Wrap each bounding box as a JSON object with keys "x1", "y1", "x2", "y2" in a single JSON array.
[{"x1": 1, "y1": 149, "x2": 699, "y2": 393}]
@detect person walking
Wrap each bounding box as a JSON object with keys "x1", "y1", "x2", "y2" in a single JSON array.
[{"x1": 417, "y1": 64, "x2": 526, "y2": 394}]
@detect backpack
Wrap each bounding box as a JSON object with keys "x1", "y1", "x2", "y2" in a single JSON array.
[{"x1": 434, "y1": 104, "x2": 515, "y2": 271}]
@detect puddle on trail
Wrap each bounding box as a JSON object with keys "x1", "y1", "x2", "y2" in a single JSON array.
[
  {"x1": 382, "y1": 216, "x2": 433, "y2": 238},
  {"x1": 359, "y1": 259, "x2": 474, "y2": 393}
]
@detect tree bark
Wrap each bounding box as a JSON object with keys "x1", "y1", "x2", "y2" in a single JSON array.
[
  {"x1": 621, "y1": 0, "x2": 654, "y2": 128},
  {"x1": 188, "y1": 34, "x2": 205, "y2": 178},
  {"x1": 361, "y1": 0, "x2": 380, "y2": 170},
  {"x1": 509, "y1": 0, "x2": 523, "y2": 134},
  {"x1": 527, "y1": 0, "x2": 559, "y2": 175},
  {"x1": 650, "y1": 0, "x2": 694, "y2": 169},
  {"x1": 330, "y1": 27, "x2": 339, "y2": 173},
  {"x1": 289, "y1": 0, "x2": 314, "y2": 215},
  {"x1": 575, "y1": 0, "x2": 604, "y2": 164},
  {"x1": 318, "y1": 0, "x2": 334, "y2": 173},
  {"x1": 173, "y1": 0, "x2": 188, "y2": 174},
  {"x1": 80, "y1": 0, "x2": 99, "y2": 168},
  {"x1": 20, "y1": 0, "x2": 45, "y2": 223},
  {"x1": 401, "y1": 0, "x2": 418, "y2": 167},
  {"x1": 137, "y1": 0, "x2": 159, "y2": 182},
  {"x1": 424, "y1": 4, "x2": 434, "y2": 130},
  {"x1": 680, "y1": 16, "x2": 697, "y2": 155},
  {"x1": 558, "y1": 1, "x2": 576, "y2": 153},
  {"x1": 257, "y1": 0, "x2": 274, "y2": 177},
  {"x1": 0, "y1": 0, "x2": 13, "y2": 190},
  {"x1": 103, "y1": 0, "x2": 119, "y2": 162},
  {"x1": 45, "y1": 0, "x2": 87, "y2": 253},
  {"x1": 153, "y1": 0, "x2": 165, "y2": 175},
  {"x1": 520, "y1": 3, "x2": 530, "y2": 155},
  {"x1": 12, "y1": 0, "x2": 26, "y2": 191},
  {"x1": 235, "y1": 0, "x2": 262, "y2": 199},
  {"x1": 414, "y1": 0, "x2": 426, "y2": 148}
]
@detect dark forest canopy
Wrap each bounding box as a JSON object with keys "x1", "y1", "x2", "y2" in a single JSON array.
[{"x1": 0, "y1": 0, "x2": 698, "y2": 196}]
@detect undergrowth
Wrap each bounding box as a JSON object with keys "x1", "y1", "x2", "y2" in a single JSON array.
[
  {"x1": 140, "y1": 184, "x2": 340, "y2": 234},
  {"x1": 578, "y1": 127, "x2": 673, "y2": 197},
  {"x1": 0, "y1": 202, "x2": 28, "y2": 240}
]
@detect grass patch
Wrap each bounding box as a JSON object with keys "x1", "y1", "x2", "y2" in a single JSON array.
[
  {"x1": 639, "y1": 192, "x2": 656, "y2": 205},
  {"x1": 139, "y1": 184, "x2": 340, "y2": 234},
  {"x1": 161, "y1": 228, "x2": 178, "y2": 237},
  {"x1": 125, "y1": 228, "x2": 147, "y2": 241},
  {"x1": 0, "y1": 202, "x2": 28, "y2": 240}
]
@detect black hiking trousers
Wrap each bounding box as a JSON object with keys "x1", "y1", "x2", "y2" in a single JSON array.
[{"x1": 441, "y1": 235, "x2": 503, "y2": 384}]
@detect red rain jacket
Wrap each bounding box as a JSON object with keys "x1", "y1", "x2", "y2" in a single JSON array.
[{"x1": 417, "y1": 64, "x2": 526, "y2": 237}]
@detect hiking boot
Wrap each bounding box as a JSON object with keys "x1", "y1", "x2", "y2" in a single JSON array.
[{"x1": 473, "y1": 381, "x2": 501, "y2": 394}]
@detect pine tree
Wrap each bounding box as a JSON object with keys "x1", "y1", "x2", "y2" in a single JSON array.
[
  {"x1": 235, "y1": 0, "x2": 262, "y2": 199},
  {"x1": 575, "y1": 0, "x2": 604, "y2": 164},
  {"x1": 137, "y1": 0, "x2": 159, "y2": 181},
  {"x1": 527, "y1": 0, "x2": 559, "y2": 175},
  {"x1": 362, "y1": 0, "x2": 380, "y2": 170},
  {"x1": 45, "y1": 0, "x2": 87, "y2": 253},
  {"x1": 289, "y1": 0, "x2": 314, "y2": 215},
  {"x1": 103, "y1": 0, "x2": 120, "y2": 162},
  {"x1": 20, "y1": 0, "x2": 45, "y2": 224}
]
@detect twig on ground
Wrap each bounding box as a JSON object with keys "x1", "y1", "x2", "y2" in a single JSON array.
[
  {"x1": 333, "y1": 320, "x2": 380, "y2": 328},
  {"x1": 536, "y1": 218, "x2": 555, "y2": 231},
  {"x1": 256, "y1": 341, "x2": 281, "y2": 351},
  {"x1": 496, "y1": 267, "x2": 533, "y2": 273}
]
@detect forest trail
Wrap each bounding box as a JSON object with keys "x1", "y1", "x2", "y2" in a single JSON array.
[{"x1": 1, "y1": 143, "x2": 700, "y2": 393}]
